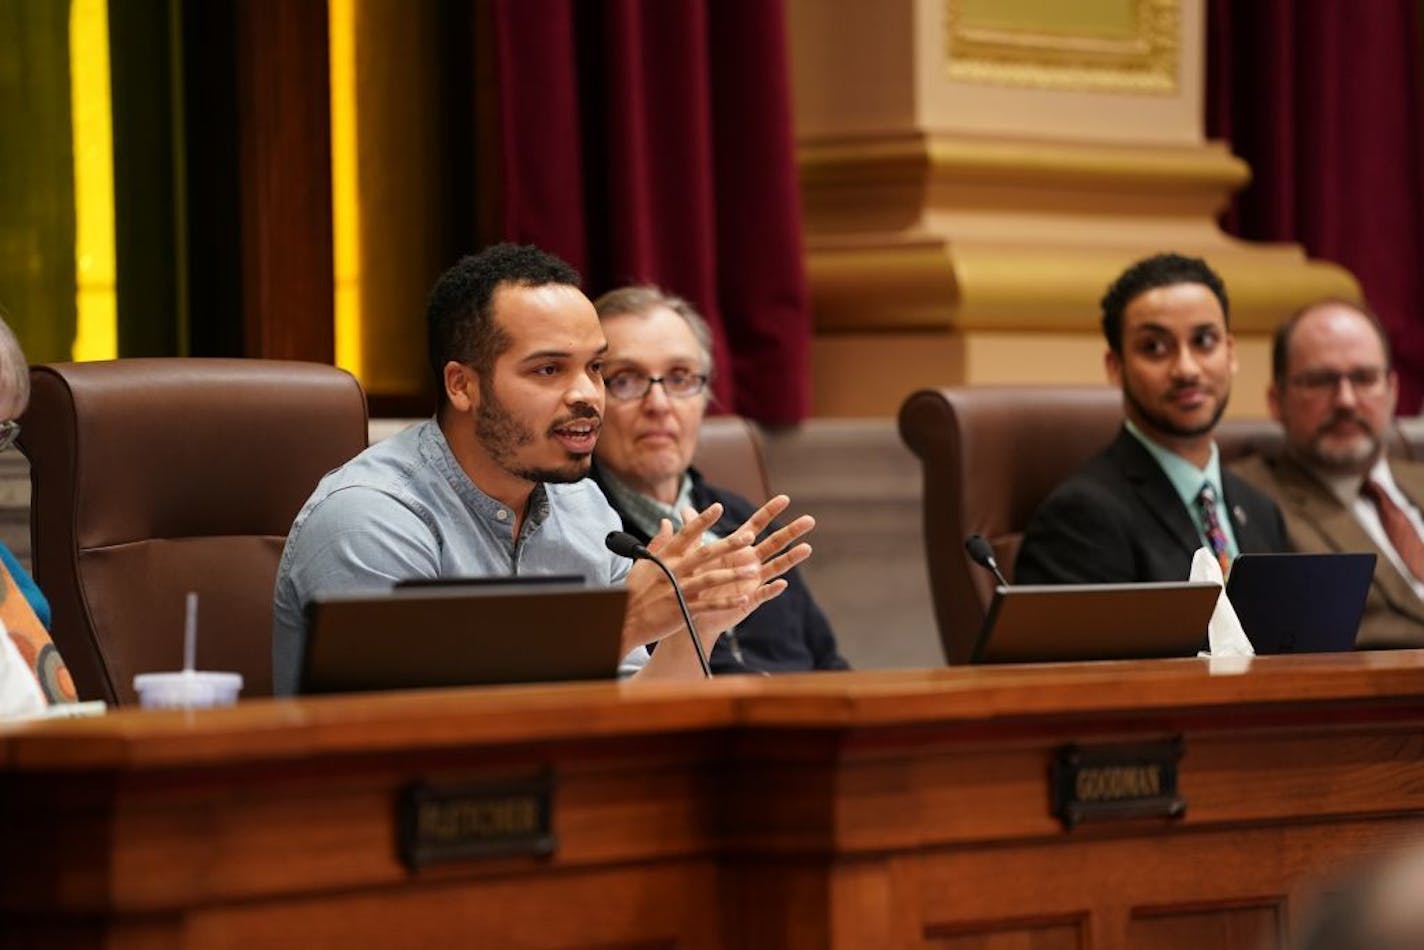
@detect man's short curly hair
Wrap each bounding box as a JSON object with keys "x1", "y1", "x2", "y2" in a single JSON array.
[
  {"x1": 1100, "y1": 252, "x2": 1229, "y2": 353},
  {"x1": 425, "y1": 243, "x2": 581, "y2": 400}
]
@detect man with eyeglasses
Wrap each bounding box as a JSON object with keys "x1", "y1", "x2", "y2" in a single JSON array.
[
  {"x1": 1233, "y1": 299, "x2": 1424, "y2": 647},
  {"x1": 272, "y1": 246, "x2": 816, "y2": 692},
  {"x1": 588, "y1": 286, "x2": 847, "y2": 673}
]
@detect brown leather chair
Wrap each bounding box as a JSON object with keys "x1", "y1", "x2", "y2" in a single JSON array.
[
  {"x1": 692, "y1": 415, "x2": 771, "y2": 506},
  {"x1": 19, "y1": 359, "x2": 368, "y2": 705},
  {"x1": 899, "y1": 386, "x2": 1121, "y2": 664},
  {"x1": 899, "y1": 385, "x2": 1424, "y2": 665}
]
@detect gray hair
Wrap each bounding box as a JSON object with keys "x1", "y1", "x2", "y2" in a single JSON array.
[
  {"x1": 592, "y1": 285, "x2": 715, "y2": 377},
  {"x1": 0, "y1": 306, "x2": 28, "y2": 420}
]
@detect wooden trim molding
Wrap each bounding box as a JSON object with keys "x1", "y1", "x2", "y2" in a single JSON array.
[
  {"x1": 235, "y1": 0, "x2": 334, "y2": 362},
  {"x1": 798, "y1": 132, "x2": 1358, "y2": 335},
  {"x1": 801, "y1": 132, "x2": 1249, "y2": 201}
]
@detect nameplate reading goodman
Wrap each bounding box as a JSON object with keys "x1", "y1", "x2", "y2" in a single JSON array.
[{"x1": 1051, "y1": 739, "x2": 1185, "y2": 829}]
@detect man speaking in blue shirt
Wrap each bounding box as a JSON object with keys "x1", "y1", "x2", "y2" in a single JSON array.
[{"x1": 272, "y1": 244, "x2": 813, "y2": 692}]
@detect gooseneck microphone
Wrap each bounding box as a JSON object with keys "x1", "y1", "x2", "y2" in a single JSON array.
[
  {"x1": 606, "y1": 531, "x2": 712, "y2": 679},
  {"x1": 965, "y1": 533, "x2": 1010, "y2": 588}
]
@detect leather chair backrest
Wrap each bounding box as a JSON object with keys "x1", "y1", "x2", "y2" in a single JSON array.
[
  {"x1": 19, "y1": 359, "x2": 368, "y2": 705},
  {"x1": 692, "y1": 415, "x2": 771, "y2": 507},
  {"x1": 899, "y1": 384, "x2": 1424, "y2": 665},
  {"x1": 899, "y1": 386, "x2": 1121, "y2": 664}
]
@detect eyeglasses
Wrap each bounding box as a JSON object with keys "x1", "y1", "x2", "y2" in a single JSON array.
[
  {"x1": 1287, "y1": 367, "x2": 1387, "y2": 395},
  {"x1": 0, "y1": 421, "x2": 19, "y2": 452},
  {"x1": 604, "y1": 369, "x2": 708, "y2": 401}
]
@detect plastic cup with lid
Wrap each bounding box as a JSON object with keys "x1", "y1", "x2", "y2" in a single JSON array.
[
  {"x1": 133, "y1": 669, "x2": 244, "y2": 709},
  {"x1": 132, "y1": 591, "x2": 243, "y2": 709}
]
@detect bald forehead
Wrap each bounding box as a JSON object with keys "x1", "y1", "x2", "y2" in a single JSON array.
[{"x1": 1289, "y1": 303, "x2": 1388, "y2": 365}]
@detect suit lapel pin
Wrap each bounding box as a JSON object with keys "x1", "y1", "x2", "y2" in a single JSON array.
[{"x1": 1233, "y1": 505, "x2": 1247, "y2": 527}]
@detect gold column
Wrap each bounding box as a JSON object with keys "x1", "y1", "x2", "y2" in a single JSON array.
[{"x1": 788, "y1": 0, "x2": 1356, "y2": 417}]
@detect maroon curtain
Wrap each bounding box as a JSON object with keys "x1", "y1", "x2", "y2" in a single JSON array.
[
  {"x1": 1206, "y1": 0, "x2": 1424, "y2": 411},
  {"x1": 490, "y1": 0, "x2": 811, "y2": 424}
]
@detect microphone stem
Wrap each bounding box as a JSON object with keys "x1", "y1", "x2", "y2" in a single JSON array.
[{"x1": 648, "y1": 555, "x2": 713, "y2": 679}]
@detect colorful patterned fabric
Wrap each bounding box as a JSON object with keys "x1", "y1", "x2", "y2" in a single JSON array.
[
  {"x1": 0, "y1": 543, "x2": 51, "y2": 630},
  {"x1": 0, "y1": 557, "x2": 75, "y2": 703}
]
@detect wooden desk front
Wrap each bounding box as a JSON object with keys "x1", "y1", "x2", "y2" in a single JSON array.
[{"x1": 5, "y1": 653, "x2": 1424, "y2": 949}]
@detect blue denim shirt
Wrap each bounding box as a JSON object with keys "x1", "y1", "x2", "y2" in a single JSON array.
[{"x1": 271, "y1": 419, "x2": 636, "y2": 694}]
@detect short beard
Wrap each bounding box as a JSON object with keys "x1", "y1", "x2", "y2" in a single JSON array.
[
  {"x1": 475, "y1": 379, "x2": 595, "y2": 484},
  {"x1": 1123, "y1": 381, "x2": 1229, "y2": 440},
  {"x1": 1302, "y1": 411, "x2": 1382, "y2": 476}
]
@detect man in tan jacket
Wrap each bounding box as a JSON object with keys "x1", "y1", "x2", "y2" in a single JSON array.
[{"x1": 1232, "y1": 299, "x2": 1424, "y2": 647}]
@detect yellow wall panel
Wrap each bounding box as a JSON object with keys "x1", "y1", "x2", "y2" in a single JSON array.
[{"x1": 69, "y1": 0, "x2": 117, "y2": 361}]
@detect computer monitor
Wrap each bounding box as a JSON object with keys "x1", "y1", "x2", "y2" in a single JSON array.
[
  {"x1": 300, "y1": 580, "x2": 628, "y2": 694},
  {"x1": 973, "y1": 581, "x2": 1222, "y2": 664},
  {"x1": 1225, "y1": 552, "x2": 1375, "y2": 654}
]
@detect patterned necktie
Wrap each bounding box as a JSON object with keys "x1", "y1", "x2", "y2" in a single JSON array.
[
  {"x1": 1361, "y1": 479, "x2": 1424, "y2": 582},
  {"x1": 1195, "y1": 483, "x2": 1232, "y2": 577}
]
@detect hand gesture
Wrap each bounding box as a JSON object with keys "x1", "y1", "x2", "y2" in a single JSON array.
[{"x1": 624, "y1": 495, "x2": 814, "y2": 678}]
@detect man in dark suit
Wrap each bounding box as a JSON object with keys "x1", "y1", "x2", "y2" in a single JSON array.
[
  {"x1": 1016, "y1": 253, "x2": 1289, "y2": 584},
  {"x1": 1232, "y1": 300, "x2": 1424, "y2": 647}
]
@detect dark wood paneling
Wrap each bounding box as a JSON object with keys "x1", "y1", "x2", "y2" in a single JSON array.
[
  {"x1": 108, "y1": 0, "x2": 182, "y2": 357},
  {"x1": 235, "y1": 0, "x2": 333, "y2": 362},
  {"x1": 8, "y1": 657, "x2": 1424, "y2": 947},
  {"x1": 927, "y1": 917, "x2": 1085, "y2": 950},
  {"x1": 181, "y1": 0, "x2": 242, "y2": 358},
  {"x1": 1129, "y1": 902, "x2": 1282, "y2": 950}
]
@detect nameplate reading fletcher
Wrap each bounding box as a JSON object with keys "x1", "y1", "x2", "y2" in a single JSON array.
[
  {"x1": 399, "y1": 776, "x2": 555, "y2": 869},
  {"x1": 1051, "y1": 739, "x2": 1185, "y2": 830}
]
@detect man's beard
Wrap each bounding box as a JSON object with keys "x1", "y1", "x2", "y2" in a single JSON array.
[
  {"x1": 1123, "y1": 380, "x2": 1229, "y2": 440},
  {"x1": 1303, "y1": 410, "x2": 1382, "y2": 475},
  {"x1": 476, "y1": 382, "x2": 597, "y2": 484}
]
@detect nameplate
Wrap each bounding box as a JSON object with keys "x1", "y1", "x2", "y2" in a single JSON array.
[
  {"x1": 398, "y1": 776, "x2": 555, "y2": 869},
  {"x1": 1051, "y1": 739, "x2": 1185, "y2": 830}
]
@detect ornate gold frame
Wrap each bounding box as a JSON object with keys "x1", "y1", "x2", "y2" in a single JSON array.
[{"x1": 945, "y1": 0, "x2": 1179, "y2": 95}]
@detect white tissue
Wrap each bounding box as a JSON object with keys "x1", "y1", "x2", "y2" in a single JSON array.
[{"x1": 1191, "y1": 547, "x2": 1255, "y2": 657}]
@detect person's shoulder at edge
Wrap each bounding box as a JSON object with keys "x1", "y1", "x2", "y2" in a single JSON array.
[
  {"x1": 272, "y1": 484, "x2": 440, "y2": 696},
  {"x1": 1015, "y1": 441, "x2": 1139, "y2": 585},
  {"x1": 291, "y1": 483, "x2": 438, "y2": 558},
  {"x1": 1023, "y1": 437, "x2": 1137, "y2": 534},
  {"x1": 274, "y1": 431, "x2": 444, "y2": 629}
]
